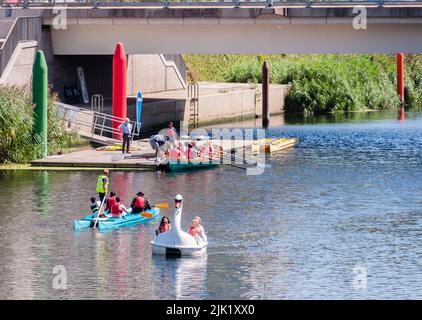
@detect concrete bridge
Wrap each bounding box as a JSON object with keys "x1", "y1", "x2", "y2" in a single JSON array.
[{"x1": 2, "y1": 1, "x2": 422, "y2": 54}]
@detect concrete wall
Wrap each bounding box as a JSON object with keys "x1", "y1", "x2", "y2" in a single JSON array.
[
  {"x1": 126, "y1": 54, "x2": 186, "y2": 95},
  {"x1": 190, "y1": 84, "x2": 288, "y2": 126},
  {"x1": 0, "y1": 18, "x2": 14, "y2": 38},
  {"x1": 134, "y1": 83, "x2": 288, "y2": 134},
  {"x1": 0, "y1": 41, "x2": 38, "y2": 87}
]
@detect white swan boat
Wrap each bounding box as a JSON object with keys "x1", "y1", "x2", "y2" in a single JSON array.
[{"x1": 151, "y1": 195, "x2": 207, "y2": 256}]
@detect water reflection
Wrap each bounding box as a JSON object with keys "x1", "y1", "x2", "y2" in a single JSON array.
[
  {"x1": 1, "y1": 111, "x2": 422, "y2": 299},
  {"x1": 152, "y1": 255, "x2": 208, "y2": 300}
]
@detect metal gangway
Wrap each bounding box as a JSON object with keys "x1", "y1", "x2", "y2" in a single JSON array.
[{"x1": 57, "y1": 102, "x2": 140, "y2": 146}]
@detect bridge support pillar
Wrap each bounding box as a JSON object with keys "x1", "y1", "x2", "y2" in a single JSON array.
[
  {"x1": 262, "y1": 61, "x2": 270, "y2": 128},
  {"x1": 33, "y1": 50, "x2": 48, "y2": 158},
  {"x1": 112, "y1": 42, "x2": 127, "y2": 140}
]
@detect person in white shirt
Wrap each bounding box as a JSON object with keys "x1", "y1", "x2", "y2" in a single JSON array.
[{"x1": 118, "y1": 118, "x2": 133, "y2": 154}]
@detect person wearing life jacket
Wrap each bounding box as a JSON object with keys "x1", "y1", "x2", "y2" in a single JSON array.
[
  {"x1": 131, "y1": 191, "x2": 151, "y2": 214},
  {"x1": 194, "y1": 216, "x2": 207, "y2": 243},
  {"x1": 90, "y1": 197, "x2": 101, "y2": 216},
  {"x1": 96, "y1": 169, "x2": 109, "y2": 203},
  {"x1": 166, "y1": 121, "x2": 178, "y2": 145},
  {"x1": 186, "y1": 142, "x2": 198, "y2": 161},
  {"x1": 188, "y1": 218, "x2": 201, "y2": 238},
  {"x1": 155, "y1": 216, "x2": 171, "y2": 236},
  {"x1": 200, "y1": 142, "x2": 213, "y2": 162},
  {"x1": 168, "y1": 146, "x2": 181, "y2": 161},
  {"x1": 110, "y1": 196, "x2": 129, "y2": 218},
  {"x1": 105, "y1": 191, "x2": 116, "y2": 213}
]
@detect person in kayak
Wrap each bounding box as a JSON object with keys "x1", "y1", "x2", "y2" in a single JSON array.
[
  {"x1": 109, "y1": 196, "x2": 129, "y2": 218},
  {"x1": 155, "y1": 216, "x2": 171, "y2": 235},
  {"x1": 90, "y1": 197, "x2": 101, "y2": 215},
  {"x1": 96, "y1": 169, "x2": 109, "y2": 202},
  {"x1": 105, "y1": 191, "x2": 117, "y2": 213},
  {"x1": 131, "y1": 191, "x2": 151, "y2": 214}
]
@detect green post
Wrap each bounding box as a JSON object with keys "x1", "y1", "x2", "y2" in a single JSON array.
[{"x1": 33, "y1": 50, "x2": 48, "y2": 158}]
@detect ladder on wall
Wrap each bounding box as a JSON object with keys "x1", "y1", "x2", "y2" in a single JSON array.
[{"x1": 188, "y1": 82, "x2": 199, "y2": 129}]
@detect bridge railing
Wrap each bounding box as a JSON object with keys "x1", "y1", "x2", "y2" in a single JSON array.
[
  {"x1": 0, "y1": 16, "x2": 41, "y2": 78},
  {"x1": 57, "y1": 102, "x2": 140, "y2": 143},
  {"x1": 2, "y1": 0, "x2": 421, "y2": 9}
]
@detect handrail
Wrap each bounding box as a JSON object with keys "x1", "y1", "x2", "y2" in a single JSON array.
[
  {"x1": 2, "y1": 1, "x2": 422, "y2": 9},
  {"x1": 0, "y1": 16, "x2": 41, "y2": 77},
  {"x1": 57, "y1": 103, "x2": 140, "y2": 141}
]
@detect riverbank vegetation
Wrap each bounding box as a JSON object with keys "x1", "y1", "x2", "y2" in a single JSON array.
[
  {"x1": 0, "y1": 86, "x2": 85, "y2": 163},
  {"x1": 184, "y1": 54, "x2": 422, "y2": 113}
]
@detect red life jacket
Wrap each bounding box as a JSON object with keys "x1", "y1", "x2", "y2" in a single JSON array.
[
  {"x1": 107, "y1": 196, "x2": 116, "y2": 210},
  {"x1": 111, "y1": 203, "x2": 123, "y2": 215},
  {"x1": 159, "y1": 223, "x2": 171, "y2": 233},
  {"x1": 187, "y1": 146, "x2": 192, "y2": 160},
  {"x1": 188, "y1": 226, "x2": 200, "y2": 237},
  {"x1": 134, "y1": 196, "x2": 145, "y2": 209},
  {"x1": 167, "y1": 127, "x2": 176, "y2": 137}
]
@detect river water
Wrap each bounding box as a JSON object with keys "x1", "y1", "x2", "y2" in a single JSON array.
[{"x1": 0, "y1": 110, "x2": 421, "y2": 299}]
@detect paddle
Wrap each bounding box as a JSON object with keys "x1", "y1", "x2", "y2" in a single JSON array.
[
  {"x1": 138, "y1": 203, "x2": 168, "y2": 218},
  {"x1": 153, "y1": 203, "x2": 169, "y2": 209},
  {"x1": 93, "y1": 195, "x2": 107, "y2": 229}
]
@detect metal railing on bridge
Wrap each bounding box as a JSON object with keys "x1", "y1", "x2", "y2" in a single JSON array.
[
  {"x1": 57, "y1": 102, "x2": 140, "y2": 146},
  {"x1": 0, "y1": 16, "x2": 41, "y2": 78},
  {"x1": 1, "y1": 1, "x2": 421, "y2": 9}
]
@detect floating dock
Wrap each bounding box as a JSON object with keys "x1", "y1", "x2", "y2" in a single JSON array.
[{"x1": 30, "y1": 139, "x2": 268, "y2": 170}]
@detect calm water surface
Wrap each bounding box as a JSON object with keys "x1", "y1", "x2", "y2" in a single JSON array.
[{"x1": 1, "y1": 110, "x2": 422, "y2": 299}]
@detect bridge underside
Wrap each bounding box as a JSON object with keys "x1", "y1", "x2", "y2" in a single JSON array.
[
  {"x1": 34, "y1": 7, "x2": 422, "y2": 54},
  {"x1": 49, "y1": 22, "x2": 422, "y2": 54}
]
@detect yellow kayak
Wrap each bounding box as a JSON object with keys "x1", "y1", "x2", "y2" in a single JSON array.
[
  {"x1": 252, "y1": 138, "x2": 299, "y2": 154},
  {"x1": 96, "y1": 145, "x2": 142, "y2": 152}
]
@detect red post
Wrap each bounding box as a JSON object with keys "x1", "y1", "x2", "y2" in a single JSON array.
[
  {"x1": 397, "y1": 53, "x2": 404, "y2": 104},
  {"x1": 112, "y1": 43, "x2": 127, "y2": 140}
]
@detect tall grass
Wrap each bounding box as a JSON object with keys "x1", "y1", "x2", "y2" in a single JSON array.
[
  {"x1": 0, "y1": 86, "x2": 83, "y2": 163},
  {"x1": 184, "y1": 54, "x2": 422, "y2": 113}
]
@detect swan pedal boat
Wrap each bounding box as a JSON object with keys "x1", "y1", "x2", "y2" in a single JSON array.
[
  {"x1": 73, "y1": 207, "x2": 160, "y2": 231},
  {"x1": 151, "y1": 205, "x2": 207, "y2": 257},
  {"x1": 252, "y1": 137, "x2": 299, "y2": 154}
]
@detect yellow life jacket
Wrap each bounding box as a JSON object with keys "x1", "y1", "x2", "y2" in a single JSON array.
[{"x1": 96, "y1": 175, "x2": 109, "y2": 193}]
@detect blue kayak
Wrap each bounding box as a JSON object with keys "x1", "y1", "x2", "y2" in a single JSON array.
[{"x1": 73, "y1": 207, "x2": 160, "y2": 231}]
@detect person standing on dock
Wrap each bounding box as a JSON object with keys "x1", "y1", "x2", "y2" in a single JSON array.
[
  {"x1": 118, "y1": 118, "x2": 133, "y2": 154},
  {"x1": 166, "y1": 121, "x2": 178, "y2": 146},
  {"x1": 96, "y1": 169, "x2": 109, "y2": 203}
]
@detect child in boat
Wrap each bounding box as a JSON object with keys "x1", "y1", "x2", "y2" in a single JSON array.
[
  {"x1": 187, "y1": 217, "x2": 207, "y2": 242},
  {"x1": 105, "y1": 191, "x2": 116, "y2": 213},
  {"x1": 90, "y1": 197, "x2": 101, "y2": 216},
  {"x1": 187, "y1": 218, "x2": 201, "y2": 238},
  {"x1": 109, "y1": 196, "x2": 130, "y2": 218},
  {"x1": 155, "y1": 216, "x2": 171, "y2": 235}
]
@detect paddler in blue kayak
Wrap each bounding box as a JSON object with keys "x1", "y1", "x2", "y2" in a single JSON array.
[
  {"x1": 105, "y1": 191, "x2": 117, "y2": 213},
  {"x1": 96, "y1": 169, "x2": 109, "y2": 202},
  {"x1": 130, "y1": 191, "x2": 151, "y2": 214},
  {"x1": 109, "y1": 196, "x2": 130, "y2": 218},
  {"x1": 90, "y1": 197, "x2": 101, "y2": 216}
]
